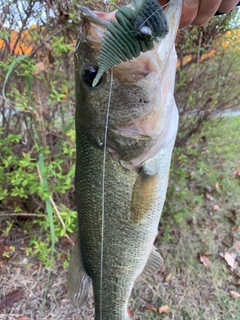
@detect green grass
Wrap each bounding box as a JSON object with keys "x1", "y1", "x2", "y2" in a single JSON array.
[{"x1": 129, "y1": 116, "x2": 240, "y2": 319}]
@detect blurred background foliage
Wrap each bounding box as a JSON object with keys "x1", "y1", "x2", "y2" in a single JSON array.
[{"x1": 0, "y1": 0, "x2": 239, "y2": 264}]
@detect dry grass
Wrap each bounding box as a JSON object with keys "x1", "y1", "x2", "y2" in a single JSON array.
[{"x1": 1, "y1": 208, "x2": 239, "y2": 320}]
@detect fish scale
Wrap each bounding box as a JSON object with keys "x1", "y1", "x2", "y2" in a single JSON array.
[{"x1": 74, "y1": 131, "x2": 175, "y2": 319}]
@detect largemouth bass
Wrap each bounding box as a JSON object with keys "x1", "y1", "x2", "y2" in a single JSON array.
[{"x1": 68, "y1": 1, "x2": 182, "y2": 319}]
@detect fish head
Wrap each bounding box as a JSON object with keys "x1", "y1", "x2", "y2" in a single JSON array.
[{"x1": 75, "y1": 1, "x2": 182, "y2": 168}]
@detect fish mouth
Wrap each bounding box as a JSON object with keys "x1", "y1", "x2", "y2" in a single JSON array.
[
  {"x1": 78, "y1": 2, "x2": 180, "y2": 84},
  {"x1": 78, "y1": 6, "x2": 162, "y2": 83}
]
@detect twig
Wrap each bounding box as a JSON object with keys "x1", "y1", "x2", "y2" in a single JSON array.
[
  {"x1": 0, "y1": 213, "x2": 45, "y2": 217},
  {"x1": 29, "y1": 25, "x2": 72, "y2": 59},
  {"x1": 44, "y1": 0, "x2": 58, "y2": 17},
  {"x1": 49, "y1": 196, "x2": 74, "y2": 246}
]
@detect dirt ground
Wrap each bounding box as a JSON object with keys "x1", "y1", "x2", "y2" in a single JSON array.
[{"x1": 1, "y1": 200, "x2": 240, "y2": 320}]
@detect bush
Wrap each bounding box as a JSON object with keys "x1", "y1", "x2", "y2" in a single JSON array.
[{"x1": 175, "y1": 10, "x2": 240, "y2": 146}]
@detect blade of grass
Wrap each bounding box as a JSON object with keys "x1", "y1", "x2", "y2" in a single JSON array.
[
  {"x1": 38, "y1": 153, "x2": 55, "y2": 256},
  {"x1": 2, "y1": 54, "x2": 30, "y2": 100},
  {"x1": 38, "y1": 153, "x2": 55, "y2": 314}
]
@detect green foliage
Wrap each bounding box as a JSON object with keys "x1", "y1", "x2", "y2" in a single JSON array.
[
  {"x1": 51, "y1": 36, "x2": 72, "y2": 55},
  {"x1": 0, "y1": 136, "x2": 75, "y2": 202},
  {"x1": 163, "y1": 116, "x2": 240, "y2": 235},
  {"x1": 2, "y1": 246, "x2": 15, "y2": 259},
  {"x1": 0, "y1": 18, "x2": 77, "y2": 264},
  {"x1": 54, "y1": 207, "x2": 77, "y2": 236},
  {"x1": 24, "y1": 207, "x2": 76, "y2": 266},
  {"x1": 2, "y1": 220, "x2": 15, "y2": 235},
  {"x1": 0, "y1": 30, "x2": 10, "y2": 39},
  {"x1": 0, "y1": 128, "x2": 77, "y2": 264}
]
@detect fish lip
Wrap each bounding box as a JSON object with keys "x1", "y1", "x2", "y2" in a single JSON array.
[
  {"x1": 81, "y1": 6, "x2": 110, "y2": 27},
  {"x1": 75, "y1": 7, "x2": 110, "y2": 52}
]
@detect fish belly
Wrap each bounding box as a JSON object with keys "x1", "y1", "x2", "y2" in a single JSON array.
[{"x1": 75, "y1": 128, "x2": 176, "y2": 320}]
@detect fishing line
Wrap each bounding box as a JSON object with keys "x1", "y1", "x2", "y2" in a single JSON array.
[{"x1": 100, "y1": 67, "x2": 113, "y2": 320}]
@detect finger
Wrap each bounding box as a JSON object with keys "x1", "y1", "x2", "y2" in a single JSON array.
[
  {"x1": 179, "y1": 0, "x2": 200, "y2": 29},
  {"x1": 192, "y1": 0, "x2": 222, "y2": 25},
  {"x1": 218, "y1": 0, "x2": 240, "y2": 13}
]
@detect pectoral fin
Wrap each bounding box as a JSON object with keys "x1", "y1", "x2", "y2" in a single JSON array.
[
  {"x1": 139, "y1": 246, "x2": 164, "y2": 279},
  {"x1": 131, "y1": 162, "x2": 158, "y2": 223},
  {"x1": 67, "y1": 242, "x2": 91, "y2": 306}
]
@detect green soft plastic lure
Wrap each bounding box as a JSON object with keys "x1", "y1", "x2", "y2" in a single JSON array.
[{"x1": 92, "y1": 0, "x2": 169, "y2": 87}]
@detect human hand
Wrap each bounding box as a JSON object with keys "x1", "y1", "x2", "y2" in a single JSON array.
[{"x1": 159, "y1": 0, "x2": 239, "y2": 28}]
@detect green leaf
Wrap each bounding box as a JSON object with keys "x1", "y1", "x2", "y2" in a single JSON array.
[{"x1": 2, "y1": 54, "x2": 30, "y2": 99}]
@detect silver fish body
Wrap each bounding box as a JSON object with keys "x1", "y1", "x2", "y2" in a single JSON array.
[{"x1": 68, "y1": 1, "x2": 182, "y2": 319}]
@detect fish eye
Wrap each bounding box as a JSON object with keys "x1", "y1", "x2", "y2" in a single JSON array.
[{"x1": 80, "y1": 65, "x2": 105, "y2": 88}]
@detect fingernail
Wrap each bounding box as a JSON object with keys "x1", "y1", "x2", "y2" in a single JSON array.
[{"x1": 185, "y1": 0, "x2": 199, "y2": 6}]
